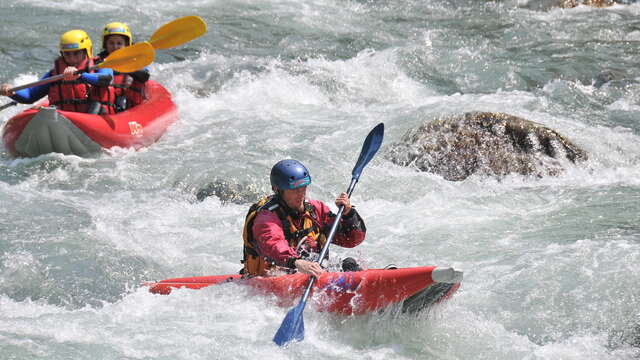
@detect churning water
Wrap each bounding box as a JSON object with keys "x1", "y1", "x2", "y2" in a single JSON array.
[{"x1": 1, "y1": 1, "x2": 639, "y2": 359}]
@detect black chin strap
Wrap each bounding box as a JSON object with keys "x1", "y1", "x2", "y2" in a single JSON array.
[{"x1": 274, "y1": 192, "x2": 303, "y2": 219}]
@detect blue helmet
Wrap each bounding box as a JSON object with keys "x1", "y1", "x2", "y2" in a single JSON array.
[{"x1": 270, "y1": 159, "x2": 311, "y2": 190}]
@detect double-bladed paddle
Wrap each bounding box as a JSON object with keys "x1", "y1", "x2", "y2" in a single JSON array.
[
  {"x1": 0, "y1": 101, "x2": 17, "y2": 112},
  {"x1": 1, "y1": 15, "x2": 207, "y2": 110},
  {"x1": 273, "y1": 122, "x2": 385, "y2": 347},
  {"x1": 7, "y1": 41, "x2": 155, "y2": 93},
  {"x1": 149, "y1": 15, "x2": 207, "y2": 50}
]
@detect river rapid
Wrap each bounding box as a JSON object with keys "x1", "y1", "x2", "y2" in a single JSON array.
[{"x1": 1, "y1": 1, "x2": 639, "y2": 359}]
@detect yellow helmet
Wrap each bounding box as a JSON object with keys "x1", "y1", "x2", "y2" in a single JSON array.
[
  {"x1": 102, "y1": 22, "x2": 132, "y2": 49},
  {"x1": 59, "y1": 29, "x2": 93, "y2": 58}
]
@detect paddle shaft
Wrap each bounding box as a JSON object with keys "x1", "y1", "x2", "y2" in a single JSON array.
[
  {"x1": 6, "y1": 40, "x2": 155, "y2": 95},
  {"x1": 0, "y1": 101, "x2": 17, "y2": 112},
  {"x1": 9, "y1": 66, "x2": 101, "y2": 92},
  {"x1": 295, "y1": 177, "x2": 357, "y2": 306},
  {"x1": 315, "y1": 122, "x2": 383, "y2": 270},
  {"x1": 5, "y1": 17, "x2": 204, "y2": 94}
]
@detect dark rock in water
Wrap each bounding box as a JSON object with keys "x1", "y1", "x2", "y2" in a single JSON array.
[
  {"x1": 593, "y1": 70, "x2": 628, "y2": 88},
  {"x1": 195, "y1": 178, "x2": 262, "y2": 204},
  {"x1": 519, "y1": 0, "x2": 579, "y2": 10},
  {"x1": 593, "y1": 70, "x2": 639, "y2": 89},
  {"x1": 519, "y1": 0, "x2": 632, "y2": 10},
  {"x1": 580, "y1": 0, "x2": 617, "y2": 6},
  {"x1": 385, "y1": 112, "x2": 588, "y2": 181}
]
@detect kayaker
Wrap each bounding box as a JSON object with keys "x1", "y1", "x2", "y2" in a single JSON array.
[
  {"x1": 242, "y1": 159, "x2": 366, "y2": 278},
  {"x1": 95, "y1": 22, "x2": 150, "y2": 112},
  {"x1": 0, "y1": 30, "x2": 114, "y2": 114}
]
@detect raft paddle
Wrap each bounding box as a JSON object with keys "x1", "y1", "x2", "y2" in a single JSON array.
[
  {"x1": 273, "y1": 122, "x2": 385, "y2": 347},
  {"x1": 149, "y1": 15, "x2": 207, "y2": 50},
  {"x1": 0, "y1": 101, "x2": 17, "y2": 112},
  {"x1": 2, "y1": 16, "x2": 204, "y2": 98},
  {"x1": 8, "y1": 42, "x2": 155, "y2": 93}
]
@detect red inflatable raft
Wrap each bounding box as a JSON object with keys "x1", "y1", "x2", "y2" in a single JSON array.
[
  {"x1": 148, "y1": 266, "x2": 462, "y2": 315},
  {"x1": 2, "y1": 80, "x2": 177, "y2": 157}
]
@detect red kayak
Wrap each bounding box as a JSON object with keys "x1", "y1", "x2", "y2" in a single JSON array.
[
  {"x1": 147, "y1": 266, "x2": 462, "y2": 315},
  {"x1": 2, "y1": 80, "x2": 177, "y2": 157}
]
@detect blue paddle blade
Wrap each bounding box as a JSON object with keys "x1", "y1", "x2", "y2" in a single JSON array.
[
  {"x1": 273, "y1": 300, "x2": 306, "y2": 346},
  {"x1": 352, "y1": 123, "x2": 384, "y2": 178}
]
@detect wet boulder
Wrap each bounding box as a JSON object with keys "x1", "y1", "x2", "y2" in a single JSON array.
[
  {"x1": 519, "y1": 0, "x2": 629, "y2": 10},
  {"x1": 385, "y1": 112, "x2": 587, "y2": 181},
  {"x1": 574, "y1": 0, "x2": 617, "y2": 7},
  {"x1": 195, "y1": 178, "x2": 262, "y2": 204},
  {"x1": 592, "y1": 70, "x2": 639, "y2": 89},
  {"x1": 582, "y1": 0, "x2": 640, "y2": 6},
  {"x1": 519, "y1": 0, "x2": 580, "y2": 10}
]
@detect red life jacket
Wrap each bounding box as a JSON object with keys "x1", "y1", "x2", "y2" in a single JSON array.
[
  {"x1": 48, "y1": 57, "x2": 116, "y2": 114},
  {"x1": 111, "y1": 72, "x2": 127, "y2": 97},
  {"x1": 90, "y1": 81, "x2": 117, "y2": 115},
  {"x1": 242, "y1": 196, "x2": 326, "y2": 277},
  {"x1": 112, "y1": 72, "x2": 146, "y2": 108},
  {"x1": 126, "y1": 76, "x2": 146, "y2": 107},
  {"x1": 48, "y1": 57, "x2": 92, "y2": 113}
]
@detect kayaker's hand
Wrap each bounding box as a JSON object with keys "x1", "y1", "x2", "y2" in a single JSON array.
[
  {"x1": 335, "y1": 192, "x2": 352, "y2": 216},
  {"x1": 294, "y1": 259, "x2": 325, "y2": 278},
  {"x1": 0, "y1": 83, "x2": 13, "y2": 97},
  {"x1": 63, "y1": 67, "x2": 80, "y2": 81}
]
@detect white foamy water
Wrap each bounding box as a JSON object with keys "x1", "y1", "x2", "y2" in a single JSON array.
[{"x1": 1, "y1": 0, "x2": 640, "y2": 359}]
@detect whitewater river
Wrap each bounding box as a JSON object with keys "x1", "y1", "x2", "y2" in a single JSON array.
[{"x1": 1, "y1": 1, "x2": 639, "y2": 359}]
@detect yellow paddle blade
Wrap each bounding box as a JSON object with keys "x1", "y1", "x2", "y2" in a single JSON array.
[
  {"x1": 99, "y1": 42, "x2": 155, "y2": 73},
  {"x1": 149, "y1": 15, "x2": 207, "y2": 50}
]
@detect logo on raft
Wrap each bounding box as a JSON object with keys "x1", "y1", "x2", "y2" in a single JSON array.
[
  {"x1": 322, "y1": 273, "x2": 359, "y2": 293},
  {"x1": 128, "y1": 121, "x2": 143, "y2": 137}
]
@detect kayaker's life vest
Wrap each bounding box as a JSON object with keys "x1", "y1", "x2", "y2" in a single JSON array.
[
  {"x1": 111, "y1": 71, "x2": 146, "y2": 109},
  {"x1": 241, "y1": 195, "x2": 327, "y2": 277},
  {"x1": 48, "y1": 57, "x2": 116, "y2": 114},
  {"x1": 95, "y1": 51, "x2": 146, "y2": 112}
]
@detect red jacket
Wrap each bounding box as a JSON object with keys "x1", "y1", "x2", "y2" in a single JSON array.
[{"x1": 252, "y1": 199, "x2": 365, "y2": 267}]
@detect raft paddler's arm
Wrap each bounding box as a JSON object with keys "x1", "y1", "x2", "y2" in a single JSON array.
[
  {"x1": 80, "y1": 67, "x2": 113, "y2": 87},
  {"x1": 4, "y1": 72, "x2": 52, "y2": 104}
]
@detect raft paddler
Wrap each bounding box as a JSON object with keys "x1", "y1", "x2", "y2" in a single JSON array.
[
  {"x1": 0, "y1": 29, "x2": 114, "y2": 114},
  {"x1": 241, "y1": 159, "x2": 367, "y2": 278},
  {"x1": 94, "y1": 22, "x2": 150, "y2": 112}
]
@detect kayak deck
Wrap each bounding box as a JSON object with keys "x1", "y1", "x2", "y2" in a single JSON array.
[{"x1": 147, "y1": 266, "x2": 462, "y2": 316}]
